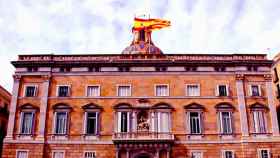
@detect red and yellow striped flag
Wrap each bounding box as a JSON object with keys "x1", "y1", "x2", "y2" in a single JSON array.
[{"x1": 133, "y1": 17, "x2": 171, "y2": 31}]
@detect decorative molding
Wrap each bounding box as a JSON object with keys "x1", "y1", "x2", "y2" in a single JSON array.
[
  {"x1": 264, "y1": 74, "x2": 272, "y2": 81},
  {"x1": 13, "y1": 74, "x2": 21, "y2": 81},
  {"x1": 235, "y1": 74, "x2": 244, "y2": 80}
]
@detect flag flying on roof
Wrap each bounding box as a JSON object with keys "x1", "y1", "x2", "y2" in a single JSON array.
[{"x1": 133, "y1": 17, "x2": 171, "y2": 31}]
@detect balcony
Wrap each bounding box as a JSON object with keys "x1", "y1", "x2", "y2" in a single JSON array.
[{"x1": 113, "y1": 132, "x2": 174, "y2": 143}]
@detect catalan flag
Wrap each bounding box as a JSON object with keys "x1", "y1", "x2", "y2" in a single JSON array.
[{"x1": 133, "y1": 17, "x2": 171, "y2": 31}]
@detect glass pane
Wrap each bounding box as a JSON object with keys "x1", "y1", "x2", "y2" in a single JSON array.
[
  {"x1": 56, "y1": 112, "x2": 67, "y2": 134},
  {"x1": 21, "y1": 112, "x2": 33, "y2": 134},
  {"x1": 219, "y1": 85, "x2": 227, "y2": 96},
  {"x1": 87, "y1": 112, "x2": 97, "y2": 134},
  {"x1": 121, "y1": 112, "x2": 128, "y2": 132}
]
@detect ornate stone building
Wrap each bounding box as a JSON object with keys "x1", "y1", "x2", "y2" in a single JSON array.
[
  {"x1": 2, "y1": 28, "x2": 280, "y2": 158},
  {"x1": 0, "y1": 85, "x2": 11, "y2": 157}
]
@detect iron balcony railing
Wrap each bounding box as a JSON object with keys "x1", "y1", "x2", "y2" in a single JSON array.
[{"x1": 113, "y1": 132, "x2": 174, "y2": 141}]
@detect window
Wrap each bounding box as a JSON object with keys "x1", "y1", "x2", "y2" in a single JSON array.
[
  {"x1": 253, "y1": 111, "x2": 266, "y2": 133},
  {"x1": 87, "y1": 86, "x2": 100, "y2": 97},
  {"x1": 118, "y1": 67, "x2": 130, "y2": 72},
  {"x1": 17, "y1": 150, "x2": 28, "y2": 158},
  {"x1": 186, "y1": 84, "x2": 200, "y2": 96},
  {"x1": 250, "y1": 85, "x2": 261, "y2": 96},
  {"x1": 248, "y1": 66, "x2": 258, "y2": 71},
  {"x1": 222, "y1": 150, "x2": 234, "y2": 158},
  {"x1": 219, "y1": 112, "x2": 233, "y2": 134},
  {"x1": 52, "y1": 151, "x2": 65, "y2": 158},
  {"x1": 57, "y1": 85, "x2": 70, "y2": 97},
  {"x1": 84, "y1": 151, "x2": 96, "y2": 158},
  {"x1": 155, "y1": 67, "x2": 167, "y2": 72},
  {"x1": 215, "y1": 67, "x2": 226, "y2": 72},
  {"x1": 189, "y1": 112, "x2": 202, "y2": 134},
  {"x1": 59, "y1": 67, "x2": 71, "y2": 72},
  {"x1": 258, "y1": 149, "x2": 270, "y2": 158},
  {"x1": 20, "y1": 112, "x2": 34, "y2": 134},
  {"x1": 216, "y1": 85, "x2": 228, "y2": 96},
  {"x1": 117, "y1": 85, "x2": 131, "y2": 97},
  {"x1": 88, "y1": 67, "x2": 100, "y2": 72},
  {"x1": 117, "y1": 111, "x2": 130, "y2": 132},
  {"x1": 54, "y1": 112, "x2": 68, "y2": 134},
  {"x1": 24, "y1": 85, "x2": 37, "y2": 97},
  {"x1": 185, "y1": 67, "x2": 197, "y2": 72},
  {"x1": 85, "y1": 112, "x2": 98, "y2": 135},
  {"x1": 191, "y1": 151, "x2": 203, "y2": 158},
  {"x1": 155, "y1": 84, "x2": 169, "y2": 96},
  {"x1": 27, "y1": 67, "x2": 38, "y2": 72},
  {"x1": 157, "y1": 112, "x2": 170, "y2": 132}
]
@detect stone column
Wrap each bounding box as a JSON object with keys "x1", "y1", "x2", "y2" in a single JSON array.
[
  {"x1": 38, "y1": 75, "x2": 51, "y2": 140},
  {"x1": 5, "y1": 75, "x2": 21, "y2": 140},
  {"x1": 116, "y1": 149, "x2": 119, "y2": 158},
  {"x1": 235, "y1": 74, "x2": 249, "y2": 137},
  {"x1": 126, "y1": 150, "x2": 130, "y2": 158},
  {"x1": 166, "y1": 148, "x2": 170, "y2": 158},
  {"x1": 264, "y1": 74, "x2": 280, "y2": 136},
  {"x1": 155, "y1": 149, "x2": 159, "y2": 158},
  {"x1": 132, "y1": 111, "x2": 137, "y2": 132}
]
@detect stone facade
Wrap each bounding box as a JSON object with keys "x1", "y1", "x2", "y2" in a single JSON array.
[
  {"x1": 2, "y1": 53, "x2": 280, "y2": 158},
  {"x1": 0, "y1": 85, "x2": 11, "y2": 157}
]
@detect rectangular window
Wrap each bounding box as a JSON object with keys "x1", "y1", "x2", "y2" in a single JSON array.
[
  {"x1": 86, "y1": 86, "x2": 100, "y2": 97},
  {"x1": 54, "y1": 112, "x2": 68, "y2": 134},
  {"x1": 250, "y1": 85, "x2": 261, "y2": 96},
  {"x1": 253, "y1": 111, "x2": 266, "y2": 133},
  {"x1": 117, "y1": 85, "x2": 131, "y2": 97},
  {"x1": 157, "y1": 112, "x2": 170, "y2": 132},
  {"x1": 191, "y1": 152, "x2": 203, "y2": 158},
  {"x1": 217, "y1": 85, "x2": 228, "y2": 96},
  {"x1": 222, "y1": 150, "x2": 234, "y2": 158},
  {"x1": 52, "y1": 151, "x2": 65, "y2": 158},
  {"x1": 20, "y1": 112, "x2": 34, "y2": 134},
  {"x1": 57, "y1": 86, "x2": 70, "y2": 97},
  {"x1": 24, "y1": 86, "x2": 37, "y2": 97},
  {"x1": 84, "y1": 151, "x2": 96, "y2": 158},
  {"x1": 17, "y1": 151, "x2": 28, "y2": 158},
  {"x1": 155, "y1": 85, "x2": 169, "y2": 96},
  {"x1": 219, "y1": 112, "x2": 232, "y2": 134},
  {"x1": 189, "y1": 112, "x2": 201, "y2": 134},
  {"x1": 258, "y1": 149, "x2": 270, "y2": 158},
  {"x1": 186, "y1": 84, "x2": 200, "y2": 96},
  {"x1": 85, "y1": 112, "x2": 98, "y2": 135}
]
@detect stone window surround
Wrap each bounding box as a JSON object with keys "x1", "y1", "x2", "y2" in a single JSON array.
[
  {"x1": 257, "y1": 148, "x2": 270, "y2": 158},
  {"x1": 83, "y1": 151, "x2": 96, "y2": 158},
  {"x1": 215, "y1": 103, "x2": 235, "y2": 137},
  {"x1": 221, "y1": 150, "x2": 235, "y2": 158},
  {"x1": 249, "y1": 103, "x2": 269, "y2": 136},
  {"x1": 52, "y1": 103, "x2": 72, "y2": 139},
  {"x1": 23, "y1": 84, "x2": 38, "y2": 97},
  {"x1": 56, "y1": 85, "x2": 71, "y2": 97},
  {"x1": 154, "y1": 84, "x2": 170, "y2": 97},
  {"x1": 16, "y1": 149, "x2": 29, "y2": 158},
  {"x1": 116, "y1": 84, "x2": 132, "y2": 97},
  {"x1": 85, "y1": 84, "x2": 101, "y2": 97},
  {"x1": 82, "y1": 103, "x2": 102, "y2": 139},
  {"x1": 52, "y1": 150, "x2": 65, "y2": 158},
  {"x1": 216, "y1": 84, "x2": 229, "y2": 97}
]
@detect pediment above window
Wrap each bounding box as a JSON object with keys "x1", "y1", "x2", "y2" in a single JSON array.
[
  {"x1": 215, "y1": 102, "x2": 235, "y2": 111},
  {"x1": 20, "y1": 103, "x2": 39, "y2": 111},
  {"x1": 184, "y1": 103, "x2": 205, "y2": 111},
  {"x1": 114, "y1": 103, "x2": 132, "y2": 109},
  {"x1": 82, "y1": 103, "x2": 103, "y2": 111},
  {"x1": 249, "y1": 102, "x2": 268, "y2": 111},
  {"x1": 52, "y1": 103, "x2": 72, "y2": 110},
  {"x1": 152, "y1": 102, "x2": 173, "y2": 109}
]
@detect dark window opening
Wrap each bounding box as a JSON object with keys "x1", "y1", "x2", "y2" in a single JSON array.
[
  {"x1": 277, "y1": 107, "x2": 280, "y2": 132},
  {"x1": 277, "y1": 84, "x2": 280, "y2": 98},
  {"x1": 86, "y1": 112, "x2": 98, "y2": 135},
  {"x1": 58, "y1": 86, "x2": 70, "y2": 97},
  {"x1": 185, "y1": 67, "x2": 197, "y2": 72},
  {"x1": 25, "y1": 86, "x2": 36, "y2": 97},
  {"x1": 156, "y1": 67, "x2": 167, "y2": 72},
  {"x1": 215, "y1": 67, "x2": 226, "y2": 72},
  {"x1": 139, "y1": 30, "x2": 145, "y2": 41},
  {"x1": 119, "y1": 67, "x2": 130, "y2": 72},
  {"x1": 88, "y1": 67, "x2": 100, "y2": 72},
  {"x1": 247, "y1": 66, "x2": 258, "y2": 71},
  {"x1": 27, "y1": 67, "x2": 38, "y2": 72},
  {"x1": 59, "y1": 67, "x2": 71, "y2": 72},
  {"x1": 218, "y1": 85, "x2": 227, "y2": 96},
  {"x1": 121, "y1": 112, "x2": 128, "y2": 132}
]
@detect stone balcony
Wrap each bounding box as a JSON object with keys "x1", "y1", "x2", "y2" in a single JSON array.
[{"x1": 112, "y1": 132, "x2": 175, "y2": 143}]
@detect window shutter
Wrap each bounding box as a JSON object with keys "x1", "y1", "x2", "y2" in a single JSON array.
[
  {"x1": 258, "y1": 85, "x2": 262, "y2": 96},
  {"x1": 66, "y1": 112, "x2": 69, "y2": 134},
  {"x1": 53, "y1": 112, "x2": 57, "y2": 134},
  {"x1": 83, "y1": 112, "x2": 87, "y2": 134},
  {"x1": 186, "y1": 112, "x2": 190, "y2": 134},
  {"x1": 117, "y1": 112, "x2": 121, "y2": 132},
  {"x1": 96, "y1": 112, "x2": 100, "y2": 135},
  {"x1": 218, "y1": 112, "x2": 222, "y2": 134},
  {"x1": 248, "y1": 85, "x2": 252, "y2": 96},
  {"x1": 31, "y1": 112, "x2": 35, "y2": 135},
  {"x1": 229, "y1": 112, "x2": 233, "y2": 133},
  {"x1": 215, "y1": 85, "x2": 219, "y2": 96},
  {"x1": 34, "y1": 85, "x2": 38, "y2": 97},
  {"x1": 19, "y1": 112, "x2": 24, "y2": 134},
  {"x1": 67, "y1": 86, "x2": 71, "y2": 97},
  {"x1": 199, "y1": 112, "x2": 203, "y2": 134},
  {"x1": 226, "y1": 84, "x2": 229, "y2": 96}
]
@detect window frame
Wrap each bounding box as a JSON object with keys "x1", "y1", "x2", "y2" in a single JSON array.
[
  {"x1": 257, "y1": 149, "x2": 270, "y2": 158},
  {"x1": 221, "y1": 150, "x2": 235, "y2": 158},
  {"x1": 216, "y1": 84, "x2": 229, "y2": 97},
  {"x1": 218, "y1": 111, "x2": 233, "y2": 134},
  {"x1": 56, "y1": 85, "x2": 71, "y2": 97},
  {"x1": 83, "y1": 151, "x2": 96, "y2": 158},
  {"x1": 24, "y1": 84, "x2": 38, "y2": 97},
  {"x1": 53, "y1": 111, "x2": 70, "y2": 135},
  {"x1": 252, "y1": 110, "x2": 267, "y2": 134},
  {"x1": 86, "y1": 85, "x2": 101, "y2": 97},
  {"x1": 154, "y1": 84, "x2": 169, "y2": 97},
  {"x1": 16, "y1": 150, "x2": 29, "y2": 158},
  {"x1": 249, "y1": 84, "x2": 262, "y2": 97},
  {"x1": 116, "y1": 84, "x2": 132, "y2": 97},
  {"x1": 52, "y1": 150, "x2": 65, "y2": 158},
  {"x1": 19, "y1": 111, "x2": 35, "y2": 135},
  {"x1": 83, "y1": 111, "x2": 99, "y2": 135},
  {"x1": 188, "y1": 111, "x2": 202, "y2": 134},
  {"x1": 186, "y1": 84, "x2": 200, "y2": 96},
  {"x1": 190, "y1": 151, "x2": 203, "y2": 158}
]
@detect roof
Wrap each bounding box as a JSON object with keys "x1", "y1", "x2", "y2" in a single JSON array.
[{"x1": 0, "y1": 85, "x2": 11, "y2": 101}]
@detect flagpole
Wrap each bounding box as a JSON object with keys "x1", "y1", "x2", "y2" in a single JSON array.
[{"x1": 149, "y1": 14, "x2": 151, "y2": 54}]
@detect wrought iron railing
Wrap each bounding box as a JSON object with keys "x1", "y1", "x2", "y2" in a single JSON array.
[{"x1": 113, "y1": 132, "x2": 174, "y2": 141}]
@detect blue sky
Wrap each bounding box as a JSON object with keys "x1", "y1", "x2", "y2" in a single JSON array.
[{"x1": 1, "y1": 0, "x2": 280, "y2": 92}]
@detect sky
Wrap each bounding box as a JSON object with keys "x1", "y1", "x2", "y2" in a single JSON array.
[{"x1": 1, "y1": 0, "x2": 280, "y2": 92}]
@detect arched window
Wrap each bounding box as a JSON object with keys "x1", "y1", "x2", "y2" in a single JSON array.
[
  {"x1": 215, "y1": 102, "x2": 235, "y2": 135},
  {"x1": 82, "y1": 103, "x2": 102, "y2": 137},
  {"x1": 19, "y1": 103, "x2": 38, "y2": 136},
  {"x1": 184, "y1": 103, "x2": 205, "y2": 135},
  {"x1": 249, "y1": 103, "x2": 269, "y2": 134},
  {"x1": 151, "y1": 103, "x2": 173, "y2": 133},
  {"x1": 52, "y1": 103, "x2": 72, "y2": 135}
]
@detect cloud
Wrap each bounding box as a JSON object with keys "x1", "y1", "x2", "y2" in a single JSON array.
[{"x1": 0, "y1": 0, "x2": 280, "y2": 92}]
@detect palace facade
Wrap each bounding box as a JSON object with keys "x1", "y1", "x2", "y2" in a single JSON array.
[{"x1": 3, "y1": 29, "x2": 280, "y2": 158}]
